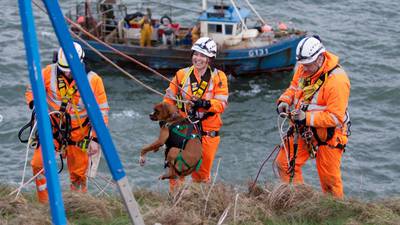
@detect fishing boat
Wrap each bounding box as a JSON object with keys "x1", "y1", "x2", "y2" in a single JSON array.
[{"x1": 67, "y1": 0, "x2": 306, "y2": 76}]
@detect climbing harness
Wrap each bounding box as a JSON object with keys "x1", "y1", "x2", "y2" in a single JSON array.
[{"x1": 162, "y1": 120, "x2": 202, "y2": 176}]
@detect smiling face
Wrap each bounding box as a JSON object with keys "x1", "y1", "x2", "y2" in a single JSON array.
[{"x1": 192, "y1": 51, "x2": 209, "y2": 71}]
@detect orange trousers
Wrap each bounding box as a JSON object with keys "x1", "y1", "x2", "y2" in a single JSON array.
[
  {"x1": 169, "y1": 135, "x2": 220, "y2": 192},
  {"x1": 276, "y1": 135, "x2": 344, "y2": 198},
  {"x1": 31, "y1": 144, "x2": 89, "y2": 203}
]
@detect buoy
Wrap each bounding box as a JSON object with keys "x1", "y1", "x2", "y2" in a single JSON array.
[
  {"x1": 261, "y1": 24, "x2": 272, "y2": 33},
  {"x1": 278, "y1": 21, "x2": 288, "y2": 30}
]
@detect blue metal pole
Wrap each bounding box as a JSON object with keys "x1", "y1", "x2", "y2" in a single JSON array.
[
  {"x1": 40, "y1": 1, "x2": 144, "y2": 224},
  {"x1": 41, "y1": 0, "x2": 125, "y2": 181},
  {"x1": 18, "y1": 0, "x2": 67, "y2": 224}
]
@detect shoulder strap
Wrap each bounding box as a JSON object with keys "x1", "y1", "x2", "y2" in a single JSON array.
[
  {"x1": 303, "y1": 65, "x2": 340, "y2": 103},
  {"x1": 57, "y1": 73, "x2": 77, "y2": 112},
  {"x1": 180, "y1": 66, "x2": 194, "y2": 87},
  {"x1": 190, "y1": 66, "x2": 212, "y2": 99}
]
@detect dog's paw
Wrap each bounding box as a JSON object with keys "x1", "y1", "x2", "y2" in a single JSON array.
[{"x1": 139, "y1": 156, "x2": 146, "y2": 166}]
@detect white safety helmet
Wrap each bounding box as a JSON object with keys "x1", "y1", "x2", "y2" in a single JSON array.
[
  {"x1": 57, "y1": 42, "x2": 85, "y2": 72},
  {"x1": 296, "y1": 36, "x2": 325, "y2": 64},
  {"x1": 191, "y1": 37, "x2": 217, "y2": 58}
]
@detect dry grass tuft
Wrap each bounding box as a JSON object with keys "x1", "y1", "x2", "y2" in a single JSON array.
[
  {"x1": 0, "y1": 186, "x2": 51, "y2": 225},
  {"x1": 2, "y1": 183, "x2": 400, "y2": 225},
  {"x1": 378, "y1": 197, "x2": 400, "y2": 215},
  {"x1": 63, "y1": 191, "x2": 112, "y2": 220},
  {"x1": 142, "y1": 182, "x2": 237, "y2": 225},
  {"x1": 266, "y1": 183, "x2": 317, "y2": 211}
]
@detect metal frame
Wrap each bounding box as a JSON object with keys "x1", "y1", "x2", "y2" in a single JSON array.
[
  {"x1": 18, "y1": 0, "x2": 67, "y2": 224},
  {"x1": 18, "y1": 0, "x2": 144, "y2": 224}
]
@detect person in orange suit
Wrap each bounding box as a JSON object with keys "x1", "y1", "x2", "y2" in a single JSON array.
[
  {"x1": 25, "y1": 42, "x2": 109, "y2": 203},
  {"x1": 275, "y1": 35, "x2": 351, "y2": 198},
  {"x1": 164, "y1": 37, "x2": 229, "y2": 191},
  {"x1": 139, "y1": 15, "x2": 153, "y2": 47}
]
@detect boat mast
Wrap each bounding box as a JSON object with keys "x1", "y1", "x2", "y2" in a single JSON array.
[
  {"x1": 243, "y1": 0, "x2": 266, "y2": 25},
  {"x1": 229, "y1": 0, "x2": 248, "y2": 31},
  {"x1": 202, "y1": 0, "x2": 207, "y2": 11}
]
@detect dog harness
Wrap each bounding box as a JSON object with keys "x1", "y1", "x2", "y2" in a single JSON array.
[{"x1": 160, "y1": 121, "x2": 202, "y2": 175}]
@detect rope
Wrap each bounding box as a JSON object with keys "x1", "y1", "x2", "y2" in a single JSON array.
[
  {"x1": 249, "y1": 144, "x2": 280, "y2": 192},
  {"x1": 278, "y1": 113, "x2": 291, "y2": 168},
  {"x1": 13, "y1": 111, "x2": 63, "y2": 198},
  {"x1": 72, "y1": 34, "x2": 165, "y2": 97},
  {"x1": 31, "y1": 0, "x2": 193, "y2": 99}
]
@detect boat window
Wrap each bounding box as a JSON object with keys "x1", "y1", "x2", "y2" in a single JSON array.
[
  {"x1": 225, "y1": 24, "x2": 233, "y2": 35},
  {"x1": 208, "y1": 23, "x2": 223, "y2": 33}
]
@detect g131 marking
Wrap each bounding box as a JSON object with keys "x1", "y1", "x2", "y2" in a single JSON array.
[{"x1": 248, "y1": 48, "x2": 269, "y2": 57}]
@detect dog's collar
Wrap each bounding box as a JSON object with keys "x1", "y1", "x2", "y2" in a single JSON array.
[{"x1": 159, "y1": 121, "x2": 168, "y2": 128}]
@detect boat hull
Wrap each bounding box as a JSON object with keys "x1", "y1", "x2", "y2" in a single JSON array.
[{"x1": 74, "y1": 35, "x2": 304, "y2": 76}]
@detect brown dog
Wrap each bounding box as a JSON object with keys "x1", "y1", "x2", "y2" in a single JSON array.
[{"x1": 139, "y1": 102, "x2": 202, "y2": 179}]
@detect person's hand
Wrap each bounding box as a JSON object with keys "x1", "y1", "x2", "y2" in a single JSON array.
[
  {"x1": 87, "y1": 141, "x2": 100, "y2": 157},
  {"x1": 292, "y1": 109, "x2": 306, "y2": 126},
  {"x1": 29, "y1": 101, "x2": 34, "y2": 110},
  {"x1": 277, "y1": 102, "x2": 289, "y2": 117},
  {"x1": 192, "y1": 99, "x2": 211, "y2": 110}
]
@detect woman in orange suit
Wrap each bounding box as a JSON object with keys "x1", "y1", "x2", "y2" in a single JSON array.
[{"x1": 164, "y1": 37, "x2": 229, "y2": 190}]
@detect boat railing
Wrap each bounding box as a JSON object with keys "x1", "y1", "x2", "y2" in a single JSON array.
[{"x1": 67, "y1": 0, "x2": 127, "y2": 42}]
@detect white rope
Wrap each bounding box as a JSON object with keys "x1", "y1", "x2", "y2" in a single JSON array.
[
  {"x1": 87, "y1": 176, "x2": 111, "y2": 197},
  {"x1": 95, "y1": 174, "x2": 116, "y2": 196},
  {"x1": 9, "y1": 168, "x2": 44, "y2": 197},
  {"x1": 15, "y1": 118, "x2": 38, "y2": 198},
  {"x1": 13, "y1": 111, "x2": 62, "y2": 198},
  {"x1": 277, "y1": 113, "x2": 291, "y2": 168}
]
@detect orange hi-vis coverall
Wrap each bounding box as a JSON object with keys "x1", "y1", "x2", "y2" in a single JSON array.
[
  {"x1": 276, "y1": 51, "x2": 350, "y2": 198},
  {"x1": 25, "y1": 64, "x2": 109, "y2": 203},
  {"x1": 164, "y1": 66, "x2": 229, "y2": 184}
]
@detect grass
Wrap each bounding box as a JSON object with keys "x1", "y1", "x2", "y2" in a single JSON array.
[{"x1": 1, "y1": 183, "x2": 400, "y2": 225}]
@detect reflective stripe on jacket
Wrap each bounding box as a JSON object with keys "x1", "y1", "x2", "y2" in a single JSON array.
[
  {"x1": 164, "y1": 66, "x2": 229, "y2": 131},
  {"x1": 25, "y1": 64, "x2": 109, "y2": 141},
  {"x1": 278, "y1": 52, "x2": 351, "y2": 146}
]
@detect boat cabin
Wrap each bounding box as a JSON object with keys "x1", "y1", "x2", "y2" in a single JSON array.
[{"x1": 198, "y1": 5, "x2": 257, "y2": 46}]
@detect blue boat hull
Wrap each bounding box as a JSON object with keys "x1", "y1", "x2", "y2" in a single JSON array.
[{"x1": 75, "y1": 35, "x2": 304, "y2": 76}]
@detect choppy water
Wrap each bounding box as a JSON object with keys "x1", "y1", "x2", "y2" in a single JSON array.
[{"x1": 0, "y1": 0, "x2": 399, "y2": 199}]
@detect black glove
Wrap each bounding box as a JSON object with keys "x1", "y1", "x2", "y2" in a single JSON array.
[
  {"x1": 276, "y1": 101, "x2": 289, "y2": 117},
  {"x1": 292, "y1": 109, "x2": 306, "y2": 126},
  {"x1": 192, "y1": 99, "x2": 211, "y2": 110},
  {"x1": 29, "y1": 101, "x2": 34, "y2": 110}
]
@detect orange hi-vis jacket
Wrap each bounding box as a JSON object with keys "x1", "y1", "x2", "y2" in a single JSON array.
[
  {"x1": 25, "y1": 64, "x2": 109, "y2": 141},
  {"x1": 278, "y1": 51, "x2": 350, "y2": 148},
  {"x1": 164, "y1": 66, "x2": 229, "y2": 132}
]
